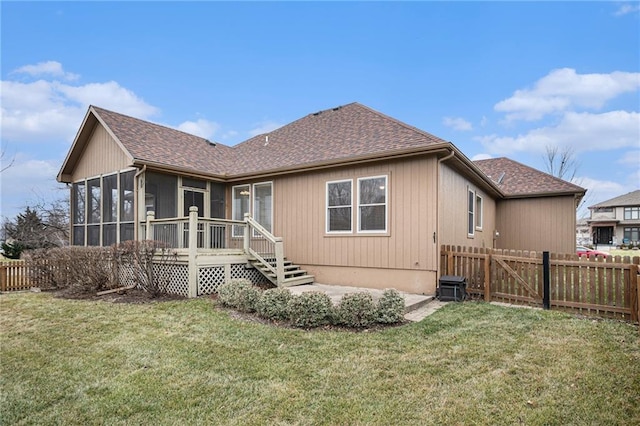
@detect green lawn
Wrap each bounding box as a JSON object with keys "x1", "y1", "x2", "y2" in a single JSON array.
[{"x1": 1, "y1": 293, "x2": 638, "y2": 425}]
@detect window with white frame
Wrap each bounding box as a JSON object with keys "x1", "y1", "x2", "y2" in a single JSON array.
[
  {"x1": 253, "y1": 182, "x2": 273, "y2": 233},
  {"x1": 475, "y1": 194, "x2": 483, "y2": 230},
  {"x1": 468, "y1": 188, "x2": 475, "y2": 237},
  {"x1": 232, "y1": 184, "x2": 250, "y2": 236},
  {"x1": 327, "y1": 180, "x2": 352, "y2": 233},
  {"x1": 358, "y1": 176, "x2": 387, "y2": 232}
]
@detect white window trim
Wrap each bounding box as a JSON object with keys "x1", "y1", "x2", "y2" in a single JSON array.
[
  {"x1": 326, "y1": 179, "x2": 353, "y2": 234},
  {"x1": 357, "y1": 175, "x2": 388, "y2": 234},
  {"x1": 232, "y1": 184, "x2": 250, "y2": 237},
  {"x1": 468, "y1": 187, "x2": 475, "y2": 237},
  {"x1": 475, "y1": 193, "x2": 483, "y2": 231},
  {"x1": 253, "y1": 181, "x2": 273, "y2": 236}
]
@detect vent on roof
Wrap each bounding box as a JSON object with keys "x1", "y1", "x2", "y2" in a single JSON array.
[
  {"x1": 332, "y1": 106, "x2": 342, "y2": 111},
  {"x1": 312, "y1": 111, "x2": 323, "y2": 116},
  {"x1": 206, "y1": 140, "x2": 216, "y2": 146},
  {"x1": 497, "y1": 172, "x2": 506, "y2": 184}
]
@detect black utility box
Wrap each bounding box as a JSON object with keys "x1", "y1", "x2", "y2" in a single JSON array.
[{"x1": 438, "y1": 275, "x2": 467, "y2": 302}]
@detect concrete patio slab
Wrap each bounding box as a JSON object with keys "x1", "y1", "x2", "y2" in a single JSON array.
[{"x1": 285, "y1": 283, "x2": 442, "y2": 321}]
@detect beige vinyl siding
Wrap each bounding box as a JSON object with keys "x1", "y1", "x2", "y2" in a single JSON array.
[
  {"x1": 72, "y1": 125, "x2": 131, "y2": 181},
  {"x1": 272, "y1": 156, "x2": 439, "y2": 274},
  {"x1": 495, "y1": 196, "x2": 577, "y2": 253},
  {"x1": 438, "y1": 164, "x2": 496, "y2": 249}
]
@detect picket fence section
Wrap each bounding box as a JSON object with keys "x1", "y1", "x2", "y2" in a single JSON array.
[
  {"x1": 440, "y1": 245, "x2": 640, "y2": 323},
  {"x1": 0, "y1": 260, "x2": 70, "y2": 292}
]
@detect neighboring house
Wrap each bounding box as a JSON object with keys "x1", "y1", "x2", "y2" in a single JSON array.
[
  {"x1": 586, "y1": 190, "x2": 640, "y2": 246},
  {"x1": 57, "y1": 103, "x2": 585, "y2": 295}
]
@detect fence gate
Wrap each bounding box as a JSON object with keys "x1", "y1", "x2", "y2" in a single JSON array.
[{"x1": 491, "y1": 254, "x2": 543, "y2": 305}]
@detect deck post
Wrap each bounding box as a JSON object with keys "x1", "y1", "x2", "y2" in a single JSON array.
[
  {"x1": 188, "y1": 206, "x2": 198, "y2": 298},
  {"x1": 145, "y1": 211, "x2": 155, "y2": 240},
  {"x1": 243, "y1": 213, "x2": 250, "y2": 254},
  {"x1": 274, "y1": 237, "x2": 285, "y2": 287}
]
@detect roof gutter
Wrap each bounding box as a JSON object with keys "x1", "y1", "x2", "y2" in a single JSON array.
[{"x1": 225, "y1": 143, "x2": 456, "y2": 182}]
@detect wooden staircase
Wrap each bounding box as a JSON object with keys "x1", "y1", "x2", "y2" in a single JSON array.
[{"x1": 248, "y1": 257, "x2": 315, "y2": 287}]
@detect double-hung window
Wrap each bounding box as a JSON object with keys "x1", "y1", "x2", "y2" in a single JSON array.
[
  {"x1": 468, "y1": 188, "x2": 484, "y2": 236},
  {"x1": 326, "y1": 180, "x2": 353, "y2": 233},
  {"x1": 624, "y1": 207, "x2": 640, "y2": 220},
  {"x1": 358, "y1": 176, "x2": 387, "y2": 232},
  {"x1": 468, "y1": 188, "x2": 475, "y2": 237}
]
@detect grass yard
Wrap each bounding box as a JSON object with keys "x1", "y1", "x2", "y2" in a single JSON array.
[
  {"x1": 609, "y1": 248, "x2": 640, "y2": 258},
  {"x1": 1, "y1": 294, "x2": 638, "y2": 425}
]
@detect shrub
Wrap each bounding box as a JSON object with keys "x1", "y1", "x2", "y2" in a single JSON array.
[
  {"x1": 288, "y1": 291, "x2": 334, "y2": 328},
  {"x1": 256, "y1": 287, "x2": 292, "y2": 321},
  {"x1": 375, "y1": 289, "x2": 405, "y2": 324},
  {"x1": 111, "y1": 240, "x2": 176, "y2": 297},
  {"x1": 24, "y1": 246, "x2": 112, "y2": 291},
  {"x1": 335, "y1": 292, "x2": 376, "y2": 328},
  {"x1": 217, "y1": 278, "x2": 260, "y2": 312}
]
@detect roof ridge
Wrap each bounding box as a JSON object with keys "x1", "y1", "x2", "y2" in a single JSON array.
[
  {"x1": 91, "y1": 105, "x2": 216, "y2": 145},
  {"x1": 353, "y1": 102, "x2": 447, "y2": 144},
  {"x1": 482, "y1": 156, "x2": 584, "y2": 191}
]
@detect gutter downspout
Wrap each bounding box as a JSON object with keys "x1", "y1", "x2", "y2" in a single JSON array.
[
  {"x1": 134, "y1": 165, "x2": 147, "y2": 242},
  {"x1": 436, "y1": 149, "x2": 455, "y2": 282}
]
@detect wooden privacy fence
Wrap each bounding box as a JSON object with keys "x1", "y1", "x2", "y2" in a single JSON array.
[
  {"x1": 0, "y1": 260, "x2": 69, "y2": 292},
  {"x1": 440, "y1": 245, "x2": 640, "y2": 323}
]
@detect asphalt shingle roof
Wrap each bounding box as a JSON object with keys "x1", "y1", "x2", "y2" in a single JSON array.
[
  {"x1": 473, "y1": 157, "x2": 585, "y2": 197},
  {"x1": 93, "y1": 106, "x2": 234, "y2": 176},
  {"x1": 77, "y1": 104, "x2": 585, "y2": 198},
  {"x1": 93, "y1": 103, "x2": 447, "y2": 177},
  {"x1": 589, "y1": 189, "x2": 640, "y2": 208}
]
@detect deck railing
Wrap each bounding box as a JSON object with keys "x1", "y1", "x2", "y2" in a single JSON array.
[
  {"x1": 145, "y1": 208, "x2": 286, "y2": 289},
  {"x1": 145, "y1": 213, "x2": 245, "y2": 250},
  {"x1": 244, "y1": 213, "x2": 285, "y2": 286}
]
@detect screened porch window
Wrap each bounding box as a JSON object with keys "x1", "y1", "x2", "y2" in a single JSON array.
[
  {"x1": 327, "y1": 180, "x2": 352, "y2": 233},
  {"x1": 72, "y1": 169, "x2": 135, "y2": 246},
  {"x1": 145, "y1": 172, "x2": 177, "y2": 219},
  {"x1": 358, "y1": 176, "x2": 387, "y2": 233}
]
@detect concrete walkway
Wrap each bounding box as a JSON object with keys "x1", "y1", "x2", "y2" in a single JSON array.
[{"x1": 286, "y1": 283, "x2": 446, "y2": 322}]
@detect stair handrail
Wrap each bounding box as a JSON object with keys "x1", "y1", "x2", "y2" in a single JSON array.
[{"x1": 244, "y1": 213, "x2": 285, "y2": 286}]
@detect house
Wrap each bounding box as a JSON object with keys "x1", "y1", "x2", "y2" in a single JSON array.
[
  {"x1": 586, "y1": 190, "x2": 640, "y2": 246},
  {"x1": 57, "y1": 103, "x2": 585, "y2": 296}
]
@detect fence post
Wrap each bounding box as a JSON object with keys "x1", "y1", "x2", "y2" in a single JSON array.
[
  {"x1": 188, "y1": 206, "x2": 198, "y2": 298},
  {"x1": 632, "y1": 260, "x2": 639, "y2": 324},
  {"x1": 0, "y1": 264, "x2": 6, "y2": 291},
  {"x1": 543, "y1": 251, "x2": 550, "y2": 310},
  {"x1": 146, "y1": 211, "x2": 155, "y2": 240},
  {"x1": 484, "y1": 253, "x2": 491, "y2": 302}
]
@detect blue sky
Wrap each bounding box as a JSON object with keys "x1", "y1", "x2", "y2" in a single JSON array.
[{"x1": 1, "y1": 1, "x2": 639, "y2": 221}]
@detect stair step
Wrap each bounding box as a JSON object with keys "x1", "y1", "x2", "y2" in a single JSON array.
[{"x1": 282, "y1": 275, "x2": 315, "y2": 287}]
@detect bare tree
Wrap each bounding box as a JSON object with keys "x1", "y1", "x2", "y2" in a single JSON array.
[
  {"x1": 544, "y1": 145, "x2": 580, "y2": 182},
  {"x1": 1, "y1": 147, "x2": 15, "y2": 173}
]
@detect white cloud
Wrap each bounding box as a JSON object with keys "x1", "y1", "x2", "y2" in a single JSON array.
[
  {"x1": 471, "y1": 153, "x2": 493, "y2": 161},
  {"x1": 480, "y1": 116, "x2": 488, "y2": 127},
  {"x1": 477, "y1": 110, "x2": 640, "y2": 155},
  {"x1": 443, "y1": 116, "x2": 473, "y2": 131},
  {"x1": 176, "y1": 119, "x2": 220, "y2": 139},
  {"x1": 0, "y1": 155, "x2": 64, "y2": 219},
  {"x1": 614, "y1": 3, "x2": 640, "y2": 16},
  {"x1": 248, "y1": 120, "x2": 283, "y2": 137},
  {"x1": 12, "y1": 60, "x2": 79, "y2": 81},
  {"x1": 617, "y1": 150, "x2": 640, "y2": 166},
  {"x1": 1, "y1": 76, "x2": 158, "y2": 144},
  {"x1": 494, "y1": 68, "x2": 640, "y2": 121}
]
